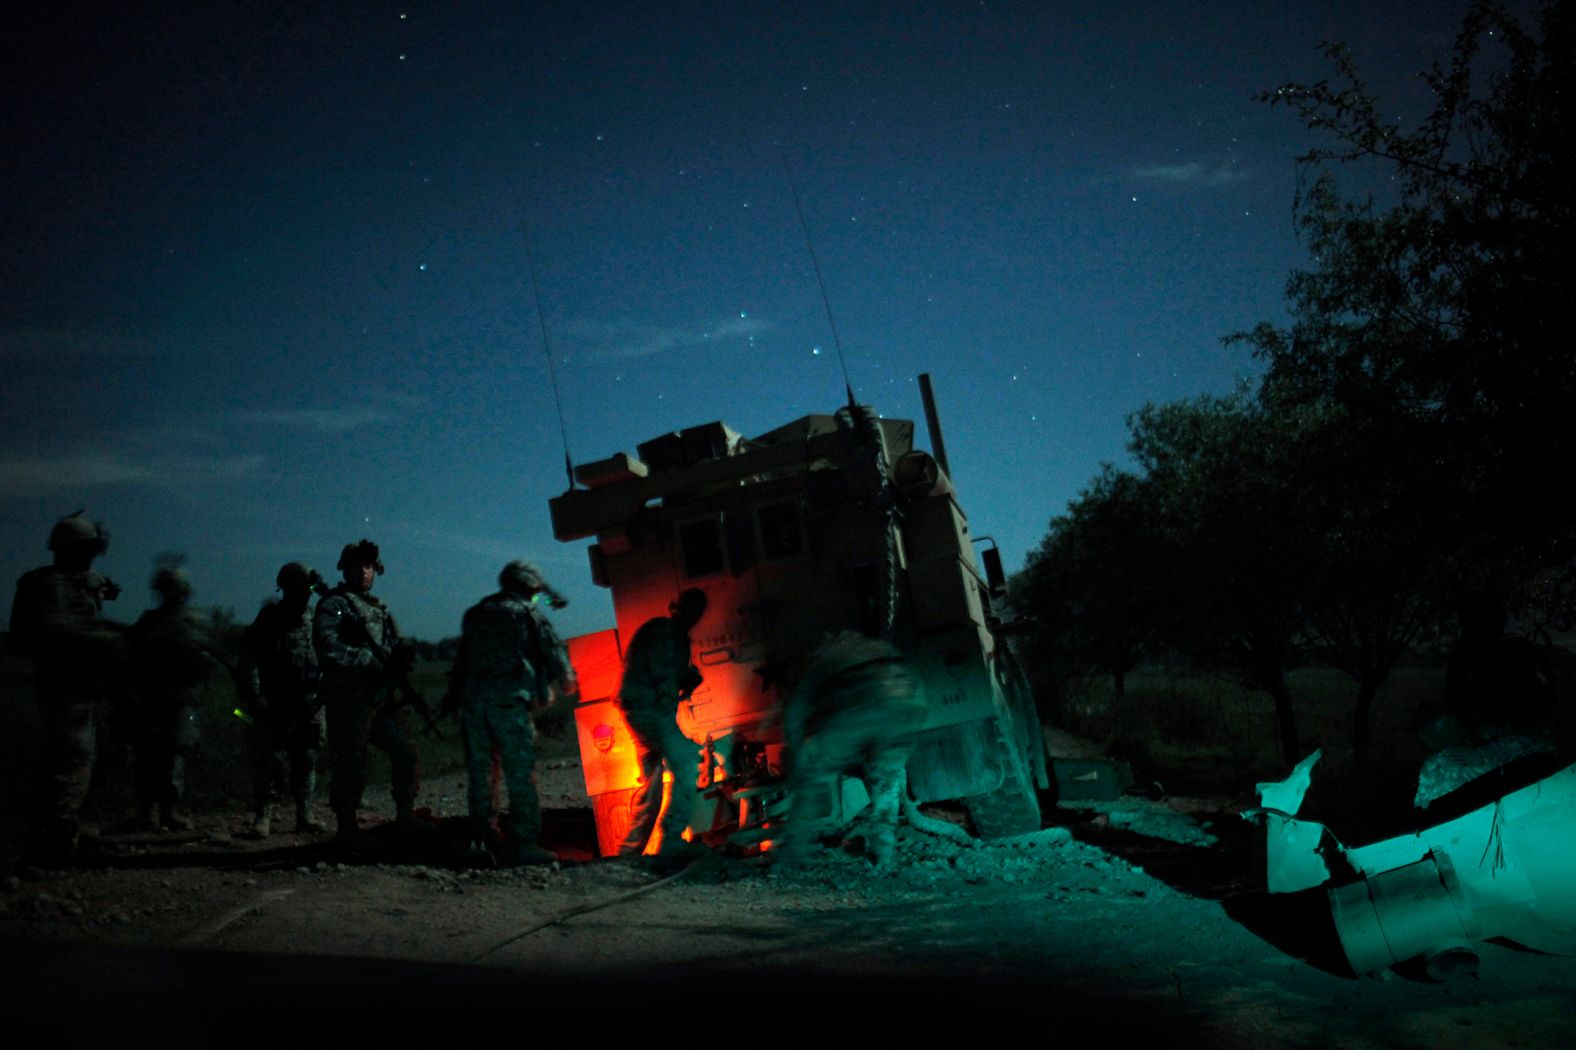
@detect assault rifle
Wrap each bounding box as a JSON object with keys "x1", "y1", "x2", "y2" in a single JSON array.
[
  {"x1": 327, "y1": 598, "x2": 447, "y2": 738},
  {"x1": 366, "y1": 637, "x2": 447, "y2": 740}
]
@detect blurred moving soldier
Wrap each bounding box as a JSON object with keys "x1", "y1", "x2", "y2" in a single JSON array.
[
  {"x1": 129, "y1": 563, "x2": 221, "y2": 832},
  {"x1": 616, "y1": 587, "x2": 709, "y2": 860},
  {"x1": 314, "y1": 539, "x2": 426, "y2": 848},
  {"x1": 780, "y1": 632, "x2": 926, "y2": 866},
  {"x1": 447, "y1": 560, "x2": 575, "y2": 866},
  {"x1": 238, "y1": 562, "x2": 327, "y2": 838},
  {"x1": 8, "y1": 513, "x2": 127, "y2": 864}
]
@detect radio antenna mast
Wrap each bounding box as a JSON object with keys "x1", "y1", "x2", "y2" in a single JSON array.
[
  {"x1": 781, "y1": 150, "x2": 856, "y2": 408},
  {"x1": 520, "y1": 220, "x2": 576, "y2": 489}
]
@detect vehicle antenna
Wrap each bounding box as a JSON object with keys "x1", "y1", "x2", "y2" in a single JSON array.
[
  {"x1": 520, "y1": 220, "x2": 576, "y2": 489},
  {"x1": 781, "y1": 150, "x2": 856, "y2": 408}
]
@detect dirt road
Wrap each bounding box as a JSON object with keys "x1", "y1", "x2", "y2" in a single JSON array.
[{"x1": 3, "y1": 760, "x2": 1573, "y2": 1046}]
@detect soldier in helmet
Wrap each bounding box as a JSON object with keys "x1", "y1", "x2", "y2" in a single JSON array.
[
  {"x1": 238, "y1": 562, "x2": 327, "y2": 838},
  {"x1": 780, "y1": 632, "x2": 926, "y2": 866},
  {"x1": 447, "y1": 560, "x2": 576, "y2": 866},
  {"x1": 8, "y1": 513, "x2": 127, "y2": 864},
  {"x1": 128, "y1": 562, "x2": 222, "y2": 831},
  {"x1": 616, "y1": 587, "x2": 710, "y2": 861},
  {"x1": 313, "y1": 539, "x2": 427, "y2": 847}
]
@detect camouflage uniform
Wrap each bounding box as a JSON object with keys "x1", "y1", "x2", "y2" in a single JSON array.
[
  {"x1": 450, "y1": 589, "x2": 571, "y2": 853},
  {"x1": 313, "y1": 585, "x2": 420, "y2": 829},
  {"x1": 9, "y1": 564, "x2": 126, "y2": 860},
  {"x1": 782, "y1": 632, "x2": 926, "y2": 864},
  {"x1": 239, "y1": 599, "x2": 323, "y2": 824},
  {"x1": 617, "y1": 614, "x2": 703, "y2": 857},
  {"x1": 129, "y1": 597, "x2": 220, "y2": 823}
]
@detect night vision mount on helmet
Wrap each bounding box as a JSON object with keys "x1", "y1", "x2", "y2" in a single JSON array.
[
  {"x1": 277, "y1": 561, "x2": 326, "y2": 594},
  {"x1": 336, "y1": 539, "x2": 384, "y2": 575},
  {"x1": 48, "y1": 512, "x2": 109, "y2": 556}
]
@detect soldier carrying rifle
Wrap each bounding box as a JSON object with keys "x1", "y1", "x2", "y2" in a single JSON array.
[
  {"x1": 8, "y1": 513, "x2": 128, "y2": 865},
  {"x1": 313, "y1": 538, "x2": 432, "y2": 849}
]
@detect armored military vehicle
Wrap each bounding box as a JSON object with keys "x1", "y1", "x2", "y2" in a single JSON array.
[{"x1": 550, "y1": 378, "x2": 1049, "y2": 856}]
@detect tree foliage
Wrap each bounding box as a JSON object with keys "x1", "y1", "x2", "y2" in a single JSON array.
[
  {"x1": 1128, "y1": 395, "x2": 1318, "y2": 764},
  {"x1": 1016, "y1": 2, "x2": 1574, "y2": 768},
  {"x1": 1246, "y1": 0, "x2": 1576, "y2": 614},
  {"x1": 1013, "y1": 466, "x2": 1160, "y2": 705}
]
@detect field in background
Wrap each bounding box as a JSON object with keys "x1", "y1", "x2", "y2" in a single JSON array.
[{"x1": 1053, "y1": 665, "x2": 1437, "y2": 788}]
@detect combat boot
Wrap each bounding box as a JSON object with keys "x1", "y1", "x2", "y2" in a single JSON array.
[
  {"x1": 249, "y1": 807, "x2": 272, "y2": 840},
  {"x1": 394, "y1": 803, "x2": 437, "y2": 835},
  {"x1": 161, "y1": 805, "x2": 195, "y2": 832},
  {"x1": 334, "y1": 811, "x2": 382, "y2": 852},
  {"x1": 499, "y1": 841, "x2": 558, "y2": 867},
  {"x1": 643, "y1": 839, "x2": 708, "y2": 874},
  {"x1": 866, "y1": 827, "x2": 898, "y2": 867},
  {"x1": 294, "y1": 800, "x2": 326, "y2": 833}
]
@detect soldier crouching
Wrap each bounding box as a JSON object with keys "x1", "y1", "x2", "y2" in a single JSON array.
[
  {"x1": 616, "y1": 588, "x2": 709, "y2": 861},
  {"x1": 781, "y1": 631, "x2": 926, "y2": 866}
]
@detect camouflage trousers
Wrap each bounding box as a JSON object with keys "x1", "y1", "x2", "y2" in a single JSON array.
[
  {"x1": 253, "y1": 703, "x2": 325, "y2": 811},
  {"x1": 619, "y1": 706, "x2": 702, "y2": 857},
  {"x1": 323, "y1": 680, "x2": 420, "y2": 819},
  {"x1": 134, "y1": 689, "x2": 202, "y2": 810},
  {"x1": 784, "y1": 704, "x2": 916, "y2": 864},
  {"x1": 459, "y1": 683, "x2": 540, "y2": 846},
  {"x1": 31, "y1": 692, "x2": 99, "y2": 859}
]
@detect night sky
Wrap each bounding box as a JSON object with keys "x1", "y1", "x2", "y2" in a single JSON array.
[{"x1": 2, "y1": 1, "x2": 1466, "y2": 641}]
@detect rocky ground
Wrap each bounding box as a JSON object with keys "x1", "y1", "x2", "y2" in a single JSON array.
[{"x1": 3, "y1": 753, "x2": 1574, "y2": 1046}]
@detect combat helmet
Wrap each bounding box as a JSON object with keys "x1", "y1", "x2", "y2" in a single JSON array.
[
  {"x1": 500, "y1": 560, "x2": 547, "y2": 595},
  {"x1": 671, "y1": 587, "x2": 708, "y2": 624},
  {"x1": 276, "y1": 561, "x2": 323, "y2": 593},
  {"x1": 336, "y1": 539, "x2": 384, "y2": 575},
  {"x1": 48, "y1": 512, "x2": 108, "y2": 556},
  {"x1": 151, "y1": 566, "x2": 193, "y2": 604},
  {"x1": 499, "y1": 560, "x2": 569, "y2": 607}
]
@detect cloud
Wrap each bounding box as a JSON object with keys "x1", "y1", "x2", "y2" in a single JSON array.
[
  {"x1": 0, "y1": 449, "x2": 265, "y2": 495},
  {"x1": 1129, "y1": 162, "x2": 1248, "y2": 187},
  {"x1": 242, "y1": 407, "x2": 396, "y2": 434},
  {"x1": 561, "y1": 315, "x2": 772, "y2": 364},
  {"x1": 0, "y1": 324, "x2": 153, "y2": 361},
  {"x1": 382, "y1": 520, "x2": 588, "y2": 571},
  {"x1": 240, "y1": 391, "x2": 427, "y2": 434}
]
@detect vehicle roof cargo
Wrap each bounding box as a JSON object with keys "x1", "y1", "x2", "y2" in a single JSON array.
[{"x1": 636, "y1": 421, "x2": 743, "y2": 474}]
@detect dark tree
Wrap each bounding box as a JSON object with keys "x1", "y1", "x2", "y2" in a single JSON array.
[
  {"x1": 1013, "y1": 466, "x2": 1161, "y2": 708},
  {"x1": 1245, "y1": 0, "x2": 1576, "y2": 620},
  {"x1": 1128, "y1": 395, "x2": 1317, "y2": 765},
  {"x1": 1281, "y1": 397, "x2": 1451, "y2": 762}
]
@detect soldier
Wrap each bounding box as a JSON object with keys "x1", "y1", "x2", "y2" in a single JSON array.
[
  {"x1": 238, "y1": 562, "x2": 327, "y2": 838},
  {"x1": 616, "y1": 587, "x2": 709, "y2": 860},
  {"x1": 128, "y1": 564, "x2": 221, "y2": 832},
  {"x1": 313, "y1": 538, "x2": 426, "y2": 848},
  {"x1": 780, "y1": 631, "x2": 926, "y2": 866},
  {"x1": 8, "y1": 513, "x2": 127, "y2": 864},
  {"x1": 448, "y1": 560, "x2": 576, "y2": 866}
]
